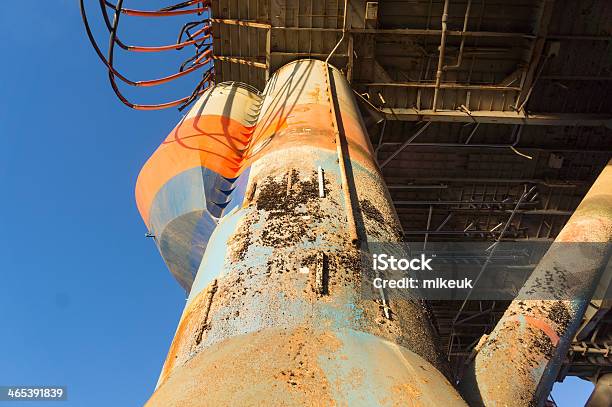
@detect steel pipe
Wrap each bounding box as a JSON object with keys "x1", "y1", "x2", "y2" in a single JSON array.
[
  {"x1": 363, "y1": 82, "x2": 521, "y2": 91},
  {"x1": 213, "y1": 55, "x2": 268, "y2": 68},
  {"x1": 377, "y1": 108, "x2": 612, "y2": 126},
  {"x1": 325, "y1": 0, "x2": 348, "y2": 63},
  {"x1": 432, "y1": 0, "x2": 450, "y2": 111},
  {"x1": 443, "y1": 0, "x2": 472, "y2": 72},
  {"x1": 142, "y1": 59, "x2": 467, "y2": 406}
]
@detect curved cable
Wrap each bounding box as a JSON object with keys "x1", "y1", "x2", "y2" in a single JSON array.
[
  {"x1": 178, "y1": 70, "x2": 214, "y2": 111},
  {"x1": 80, "y1": 0, "x2": 136, "y2": 84},
  {"x1": 98, "y1": 0, "x2": 212, "y2": 52},
  {"x1": 80, "y1": 0, "x2": 215, "y2": 110},
  {"x1": 103, "y1": 0, "x2": 209, "y2": 17},
  {"x1": 100, "y1": 0, "x2": 212, "y2": 84},
  {"x1": 127, "y1": 33, "x2": 211, "y2": 52},
  {"x1": 159, "y1": 0, "x2": 205, "y2": 12},
  {"x1": 83, "y1": 0, "x2": 212, "y2": 85}
]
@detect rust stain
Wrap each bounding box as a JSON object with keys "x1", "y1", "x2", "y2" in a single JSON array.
[
  {"x1": 460, "y1": 159, "x2": 612, "y2": 406},
  {"x1": 145, "y1": 59, "x2": 459, "y2": 406},
  {"x1": 147, "y1": 327, "x2": 339, "y2": 407}
]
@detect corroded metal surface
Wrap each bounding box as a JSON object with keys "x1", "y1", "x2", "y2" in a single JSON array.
[
  {"x1": 460, "y1": 159, "x2": 612, "y2": 407},
  {"x1": 586, "y1": 372, "x2": 612, "y2": 407},
  {"x1": 147, "y1": 327, "x2": 466, "y2": 406},
  {"x1": 143, "y1": 59, "x2": 466, "y2": 406}
]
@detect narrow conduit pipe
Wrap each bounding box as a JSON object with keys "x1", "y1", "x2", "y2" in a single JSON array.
[
  {"x1": 443, "y1": 0, "x2": 472, "y2": 72},
  {"x1": 432, "y1": 0, "x2": 450, "y2": 111},
  {"x1": 325, "y1": 0, "x2": 349, "y2": 63}
]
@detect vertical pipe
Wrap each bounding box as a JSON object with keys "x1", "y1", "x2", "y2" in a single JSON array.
[
  {"x1": 460, "y1": 159, "x2": 612, "y2": 406},
  {"x1": 432, "y1": 0, "x2": 450, "y2": 111},
  {"x1": 444, "y1": 0, "x2": 472, "y2": 72},
  {"x1": 325, "y1": 0, "x2": 349, "y2": 63}
]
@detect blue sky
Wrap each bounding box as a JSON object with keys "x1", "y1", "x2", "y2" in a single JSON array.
[{"x1": 0, "y1": 1, "x2": 593, "y2": 406}]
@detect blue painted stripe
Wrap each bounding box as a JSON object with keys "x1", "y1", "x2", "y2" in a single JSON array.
[{"x1": 148, "y1": 166, "x2": 249, "y2": 290}]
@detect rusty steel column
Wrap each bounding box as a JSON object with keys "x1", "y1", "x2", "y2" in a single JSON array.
[
  {"x1": 586, "y1": 373, "x2": 612, "y2": 407},
  {"x1": 460, "y1": 159, "x2": 612, "y2": 407},
  {"x1": 139, "y1": 59, "x2": 468, "y2": 406}
]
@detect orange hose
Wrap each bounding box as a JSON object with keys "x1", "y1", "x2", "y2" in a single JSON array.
[
  {"x1": 83, "y1": 0, "x2": 216, "y2": 109},
  {"x1": 122, "y1": 6, "x2": 209, "y2": 17},
  {"x1": 135, "y1": 53, "x2": 211, "y2": 87},
  {"x1": 133, "y1": 81, "x2": 213, "y2": 110},
  {"x1": 128, "y1": 33, "x2": 211, "y2": 52}
]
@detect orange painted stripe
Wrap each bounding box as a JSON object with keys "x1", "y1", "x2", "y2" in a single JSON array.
[
  {"x1": 250, "y1": 103, "x2": 375, "y2": 164},
  {"x1": 507, "y1": 315, "x2": 560, "y2": 346},
  {"x1": 136, "y1": 115, "x2": 255, "y2": 223},
  {"x1": 525, "y1": 315, "x2": 560, "y2": 346},
  {"x1": 136, "y1": 104, "x2": 376, "y2": 225}
]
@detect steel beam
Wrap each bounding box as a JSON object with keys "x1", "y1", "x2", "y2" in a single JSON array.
[
  {"x1": 349, "y1": 28, "x2": 535, "y2": 39},
  {"x1": 211, "y1": 19, "x2": 536, "y2": 39},
  {"x1": 362, "y1": 82, "x2": 522, "y2": 91},
  {"x1": 397, "y1": 208, "x2": 573, "y2": 216},
  {"x1": 271, "y1": 51, "x2": 348, "y2": 58},
  {"x1": 213, "y1": 55, "x2": 268, "y2": 69},
  {"x1": 379, "y1": 108, "x2": 612, "y2": 127},
  {"x1": 547, "y1": 34, "x2": 612, "y2": 41},
  {"x1": 541, "y1": 75, "x2": 612, "y2": 81},
  {"x1": 393, "y1": 200, "x2": 537, "y2": 206},
  {"x1": 210, "y1": 18, "x2": 271, "y2": 29},
  {"x1": 379, "y1": 122, "x2": 431, "y2": 168},
  {"x1": 385, "y1": 177, "x2": 585, "y2": 187}
]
